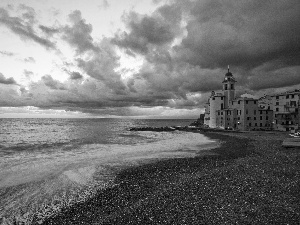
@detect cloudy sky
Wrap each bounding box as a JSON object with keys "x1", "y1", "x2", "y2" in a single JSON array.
[{"x1": 0, "y1": 0, "x2": 299, "y2": 118}]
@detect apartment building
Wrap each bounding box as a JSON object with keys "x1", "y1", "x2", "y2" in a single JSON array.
[{"x1": 271, "y1": 90, "x2": 300, "y2": 131}]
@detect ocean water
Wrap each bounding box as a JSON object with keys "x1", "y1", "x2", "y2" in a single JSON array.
[{"x1": 0, "y1": 118, "x2": 216, "y2": 224}]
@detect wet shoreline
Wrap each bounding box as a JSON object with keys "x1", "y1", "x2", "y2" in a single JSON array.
[{"x1": 40, "y1": 131, "x2": 257, "y2": 224}]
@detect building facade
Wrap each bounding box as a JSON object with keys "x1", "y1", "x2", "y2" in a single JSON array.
[
  {"x1": 204, "y1": 68, "x2": 300, "y2": 131},
  {"x1": 271, "y1": 90, "x2": 300, "y2": 131}
]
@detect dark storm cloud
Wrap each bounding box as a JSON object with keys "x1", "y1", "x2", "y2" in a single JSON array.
[
  {"x1": 62, "y1": 10, "x2": 98, "y2": 54},
  {"x1": 112, "y1": 0, "x2": 300, "y2": 100},
  {"x1": 177, "y1": 0, "x2": 300, "y2": 70},
  {"x1": 0, "y1": 73, "x2": 17, "y2": 85},
  {"x1": 41, "y1": 75, "x2": 66, "y2": 90},
  {"x1": 75, "y1": 38, "x2": 127, "y2": 93},
  {"x1": 112, "y1": 4, "x2": 182, "y2": 54},
  {"x1": 248, "y1": 66, "x2": 300, "y2": 90},
  {"x1": 0, "y1": 7, "x2": 56, "y2": 49},
  {"x1": 3, "y1": 0, "x2": 299, "y2": 116}
]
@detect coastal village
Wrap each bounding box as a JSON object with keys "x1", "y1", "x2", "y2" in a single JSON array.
[{"x1": 201, "y1": 67, "x2": 300, "y2": 132}]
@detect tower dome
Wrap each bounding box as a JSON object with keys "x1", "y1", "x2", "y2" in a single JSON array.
[{"x1": 222, "y1": 65, "x2": 236, "y2": 83}]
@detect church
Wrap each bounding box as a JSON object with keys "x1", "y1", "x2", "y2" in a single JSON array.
[{"x1": 203, "y1": 67, "x2": 274, "y2": 131}]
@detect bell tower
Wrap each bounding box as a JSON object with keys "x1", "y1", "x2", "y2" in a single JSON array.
[{"x1": 222, "y1": 66, "x2": 236, "y2": 108}]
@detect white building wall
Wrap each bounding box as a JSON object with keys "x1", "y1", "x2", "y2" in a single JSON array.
[{"x1": 209, "y1": 96, "x2": 224, "y2": 128}]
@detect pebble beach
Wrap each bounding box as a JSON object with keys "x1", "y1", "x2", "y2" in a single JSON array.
[{"x1": 41, "y1": 130, "x2": 300, "y2": 225}]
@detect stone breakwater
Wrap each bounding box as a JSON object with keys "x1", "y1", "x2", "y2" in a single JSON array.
[{"x1": 129, "y1": 126, "x2": 199, "y2": 132}]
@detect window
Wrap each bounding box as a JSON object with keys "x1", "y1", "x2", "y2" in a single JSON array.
[
  {"x1": 231, "y1": 84, "x2": 234, "y2": 89},
  {"x1": 249, "y1": 123, "x2": 251, "y2": 127},
  {"x1": 291, "y1": 101, "x2": 296, "y2": 107},
  {"x1": 246, "y1": 109, "x2": 248, "y2": 114},
  {"x1": 254, "y1": 110, "x2": 256, "y2": 115},
  {"x1": 266, "y1": 116, "x2": 268, "y2": 120},
  {"x1": 238, "y1": 117, "x2": 240, "y2": 120},
  {"x1": 218, "y1": 112, "x2": 220, "y2": 115},
  {"x1": 212, "y1": 97, "x2": 215, "y2": 100},
  {"x1": 260, "y1": 123, "x2": 262, "y2": 127},
  {"x1": 260, "y1": 111, "x2": 263, "y2": 114},
  {"x1": 254, "y1": 117, "x2": 256, "y2": 120},
  {"x1": 260, "y1": 116, "x2": 263, "y2": 120},
  {"x1": 246, "y1": 100, "x2": 248, "y2": 104},
  {"x1": 276, "y1": 108, "x2": 279, "y2": 112},
  {"x1": 255, "y1": 123, "x2": 257, "y2": 126},
  {"x1": 224, "y1": 84, "x2": 227, "y2": 90},
  {"x1": 286, "y1": 95, "x2": 289, "y2": 99},
  {"x1": 247, "y1": 117, "x2": 250, "y2": 120},
  {"x1": 276, "y1": 102, "x2": 279, "y2": 105},
  {"x1": 276, "y1": 96, "x2": 279, "y2": 99},
  {"x1": 254, "y1": 101, "x2": 257, "y2": 104},
  {"x1": 292, "y1": 94, "x2": 294, "y2": 98},
  {"x1": 221, "y1": 112, "x2": 223, "y2": 115},
  {"x1": 238, "y1": 101, "x2": 240, "y2": 104}
]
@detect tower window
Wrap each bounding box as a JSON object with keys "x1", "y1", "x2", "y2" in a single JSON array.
[
  {"x1": 231, "y1": 84, "x2": 234, "y2": 89},
  {"x1": 224, "y1": 84, "x2": 227, "y2": 90}
]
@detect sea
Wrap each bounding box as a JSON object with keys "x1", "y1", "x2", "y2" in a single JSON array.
[{"x1": 0, "y1": 118, "x2": 216, "y2": 224}]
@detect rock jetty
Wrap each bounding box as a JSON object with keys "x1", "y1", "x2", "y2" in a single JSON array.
[{"x1": 129, "y1": 126, "x2": 199, "y2": 132}]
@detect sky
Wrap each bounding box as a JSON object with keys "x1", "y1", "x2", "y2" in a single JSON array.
[{"x1": 0, "y1": 0, "x2": 299, "y2": 118}]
